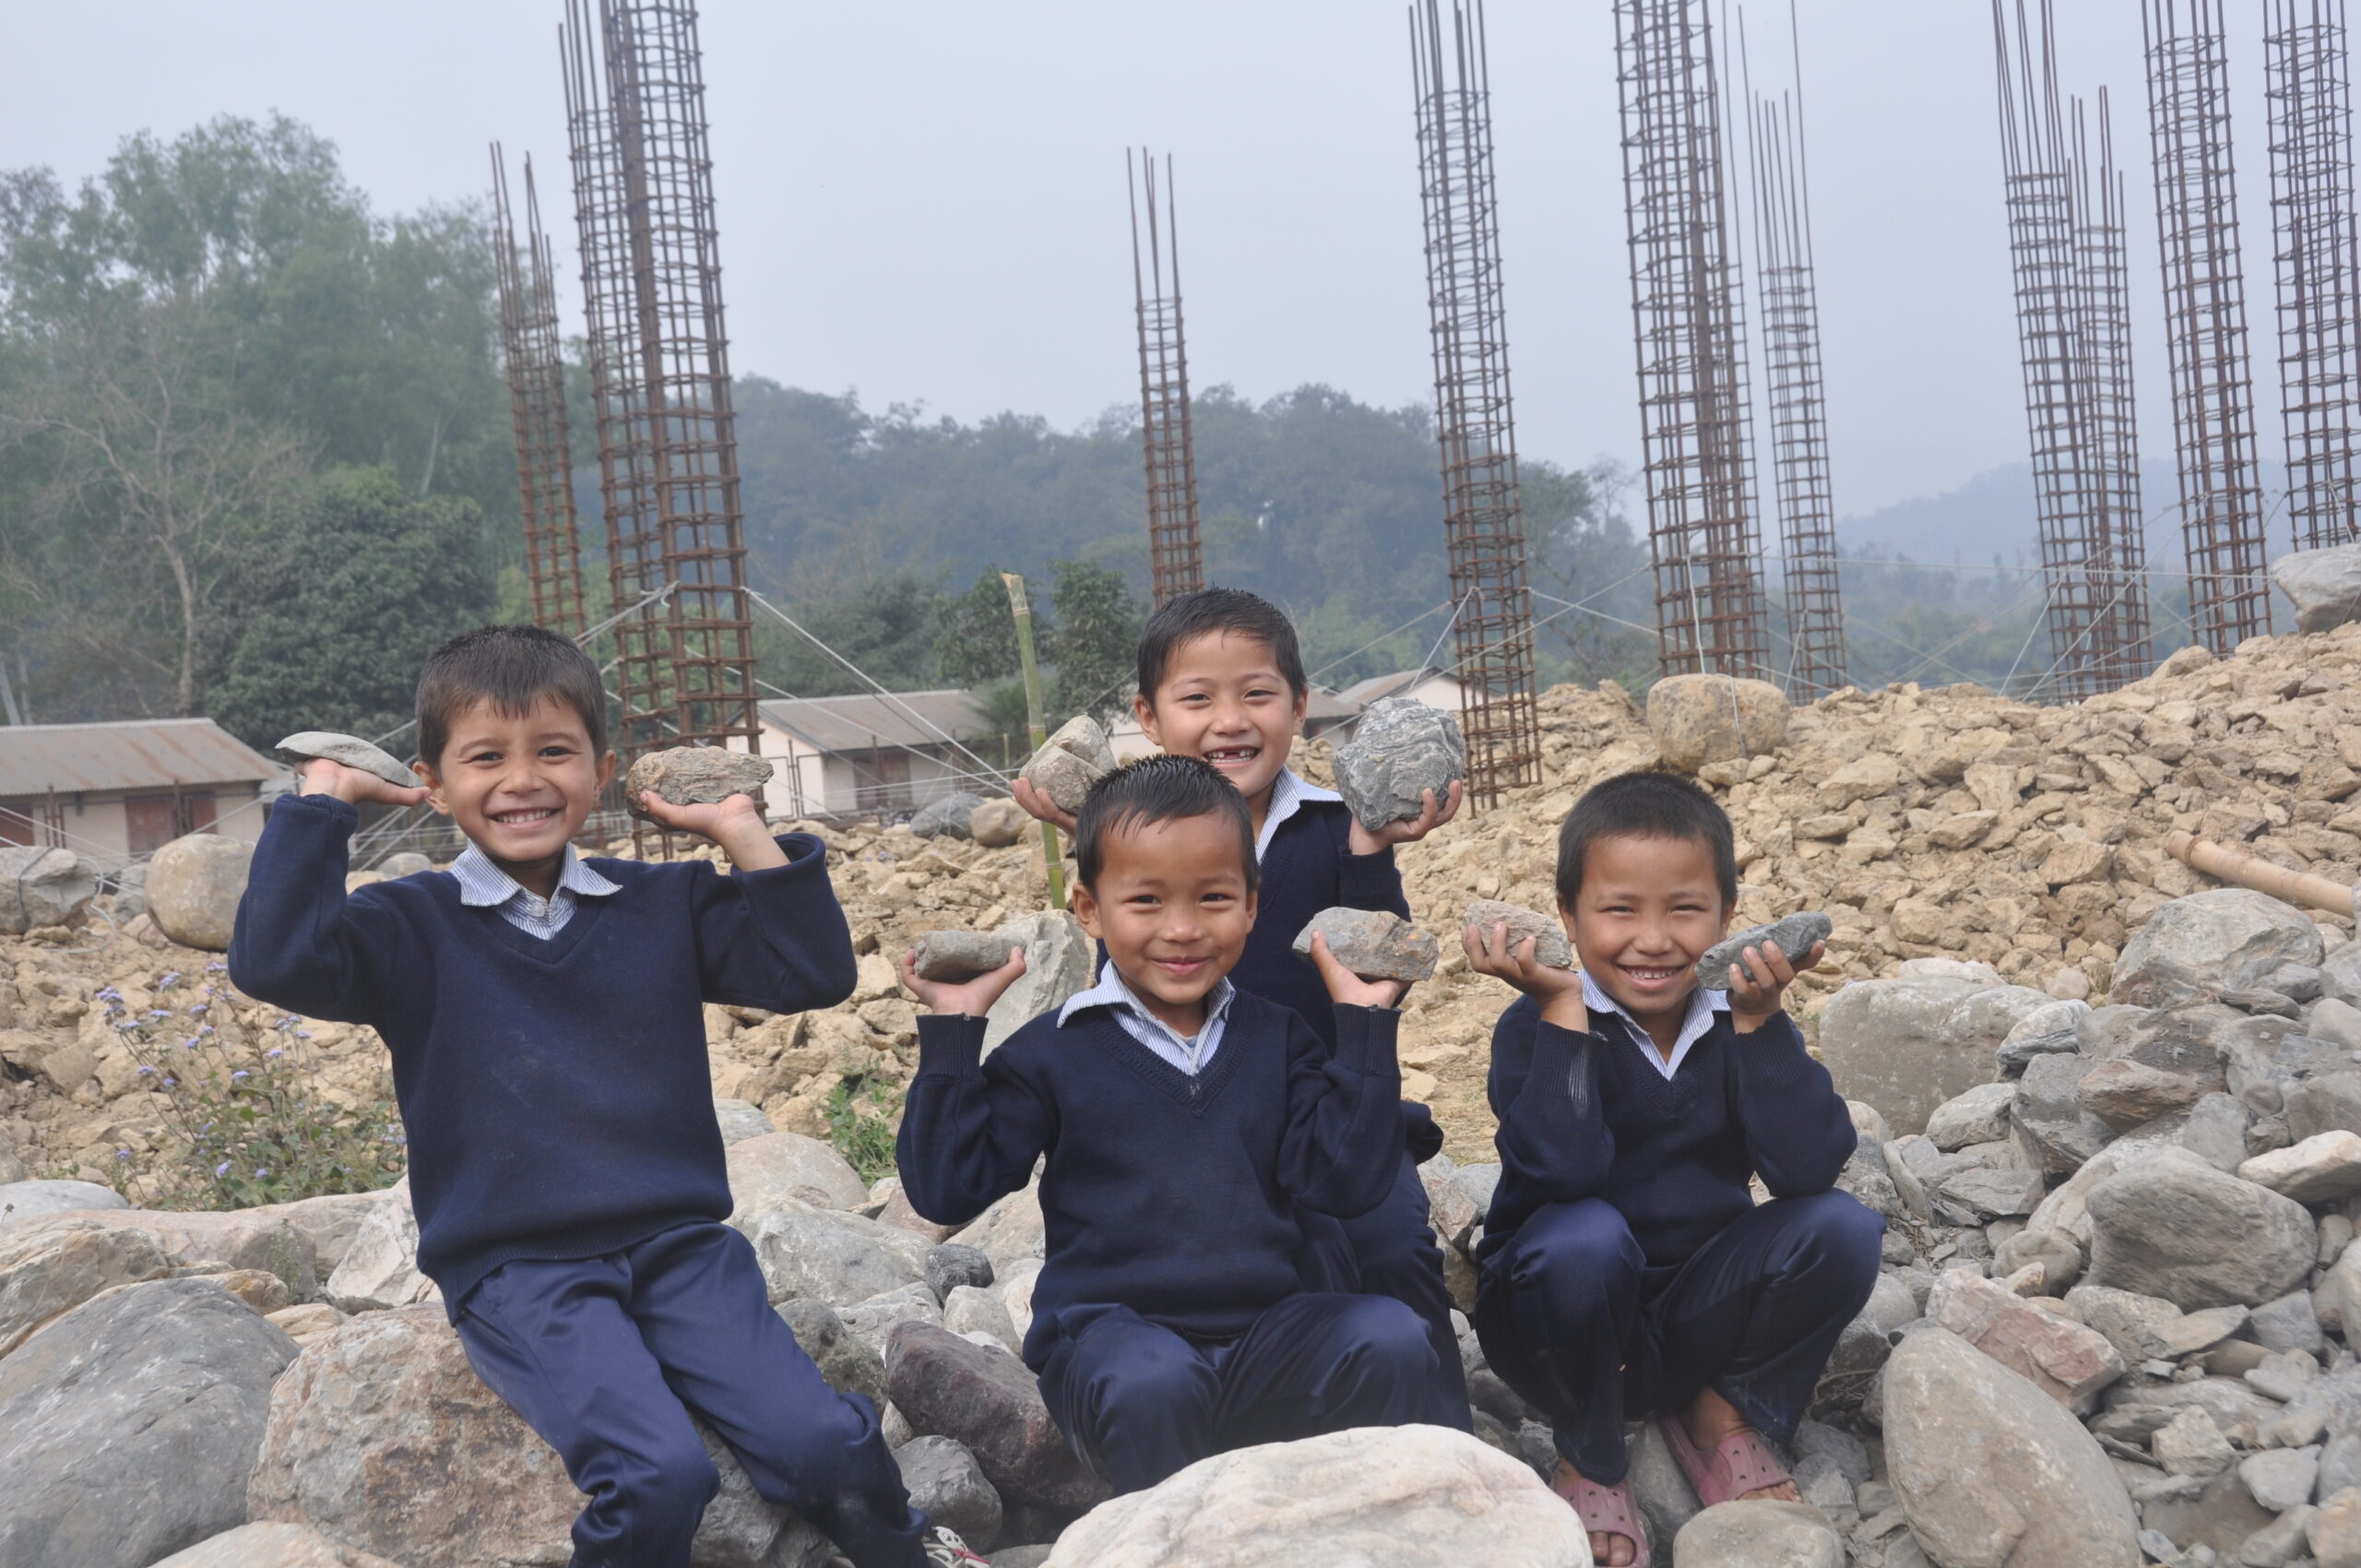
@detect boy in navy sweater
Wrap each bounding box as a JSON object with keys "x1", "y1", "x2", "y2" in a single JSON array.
[
  {"x1": 230, "y1": 626, "x2": 979, "y2": 1568},
  {"x1": 1464, "y1": 771, "x2": 1880, "y2": 1568},
  {"x1": 1013, "y1": 588, "x2": 1469, "y2": 1427},
  {"x1": 898, "y1": 755, "x2": 1435, "y2": 1494}
]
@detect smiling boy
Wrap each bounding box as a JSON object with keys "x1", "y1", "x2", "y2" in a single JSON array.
[
  {"x1": 230, "y1": 625, "x2": 981, "y2": 1568},
  {"x1": 898, "y1": 756, "x2": 1436, "y2": 1493},
  {"x1": 1462, "y1": 770, "x2": 1880, "y2": 1568}
]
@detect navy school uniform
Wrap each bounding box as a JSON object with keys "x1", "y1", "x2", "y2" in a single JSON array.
[
  {"x1": 1473, "y1": 985, "x2": 1883, "y2": 1485},
  {"x1": 230, "y1": 793, "x2": 931, "y2": 1568},
  {"x1": 894, "y1": 988, "x2": 1436, "y2": 1494}
]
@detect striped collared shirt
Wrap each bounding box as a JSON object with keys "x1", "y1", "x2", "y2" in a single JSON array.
[
  {"x1": 1059, "y1": 965, "x2": 1237, "y2": 1077},
  {"x1": 1258, "y1": 766, "x2": 1343, "y2": 860},
  {"x1": 448, "y1": 843, "x2": 621, "y2": 940},
  {"x1": 1579, "y1": 968, "x2": 1729, "y2": 1082}
]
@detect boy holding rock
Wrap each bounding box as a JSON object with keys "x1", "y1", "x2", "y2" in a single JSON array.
[
  {"x1": 898, "y1": 755, "x2": 1437, "y2": 1492},
  {"x1": 1463, "y1": 770, "x2": 1880, "y2": 1567},
  {"x1": 231, "y1": 624, "x2": 981, "y2": 1568},
  {"x1": 1012, "y1": 586, "x2": 1473, "y2": 1426}
]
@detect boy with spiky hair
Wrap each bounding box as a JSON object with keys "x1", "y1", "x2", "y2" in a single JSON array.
[
  {"x1": 1012, "y1": 587, "x2": 1470, "y2": 1428},
  {"x1": 900, "y1": 755, "x2": 1436, "y2": 1493},
  {"x1": 231, "y1": 624, "x2": 982, "y2": 1568},
  {"x1": 1464, "y1": 769, "x2": 1880, "y2": 1568}
]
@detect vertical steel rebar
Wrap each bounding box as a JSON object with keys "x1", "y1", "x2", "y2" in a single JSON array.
[
  {"x1": 2070, "y1": 91, "x2": 2156, "y2": 687},
  {"x1": 1409, "y1": 0, "x2": 1541, "y2": 809},
  {"x1": 2143, "y1": 0, "x2": 2274, "y2": 652},
  {"x1": 1129, "y1": 150, "x2": 1205, "y2": 608},
  {"x1": 1616, "y1": 0, "x2": 1774, "y2": 682},
  {"x1": 491, "y1": 147, "x2": 590, "y2": 637},
  {"x1": 2266, "y1": 0, "x2": 2361, "y2": 549}
]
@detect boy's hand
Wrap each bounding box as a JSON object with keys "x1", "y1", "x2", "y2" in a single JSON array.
[
  {"x1": 1347, "y1": 781, "x2": 1464, "y2": 856},
  {"x1": 639, "y1": 790, "x2": 787, "y2": 871},
  {"x1": 298, "y1": 757, "x2": 430, "y2": 810},
  {"x1": 1724, "y1": 939, "x2": 1824, "y2": 1034},
  {"x1": 899, "y1": 946, "x2": 1026, "y2": 1017},
  {"x1": 1308, "y1": 930, "x2": 1406, "y2": 1009},
  {"x1": 1011, "y1": 778, "x2": 1080, "y2": 835},
  {"x1": 1463, "y1": 920, "x2": 1590, "y2": 1034}
]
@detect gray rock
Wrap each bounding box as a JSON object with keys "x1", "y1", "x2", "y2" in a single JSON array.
[
  {"x1": 775, "y1": 1297, "x2": 888, "y2": 1408},
  {"x1": 726, "y1": 1132, "x2": 869, "y2": 1213},
  {"x1": 274, "y1": 731, "x2": 421, "y2": 789},
  {"x1": 713, "y1": 1098, "x2": 776, "y2": 1145},
  {"x1": 1927, "y1": 1081, "x2": 2019, "y2": 1152},
  {"x1": 0, "y1": 1178, "x2": 126, "y2": 1231},
  {"x1": 982, "y1": 913, "x2": 1096, "y2": 1056},
  {"x1": 0, "y1": 1134, "x2": 18, "y2": 1189},
  {"x1": 955, "y1": 1183, "x2": 1046, "y2": 1274},
  {"x1": 322, "y1": 1180, "x2": 435, "y2": 1313},
  {"x1": 1695, "y1": 911, "x2": 1833, "y2": 990},
  {"x1": 0, "y1": 1277, "x2": 297, "y2": 1568},
  {"x1": 1821, "y1": 974, "x2": 2054, "y2": 1135},
  {"x1": 0, "y1": 847, "x2": 97, "y2": 935},
  {"x1": 730, "y1": 1197, "x2": 931, "y2": 1307},
  {"x1": 2253, "y1": 1290, "x2": 2329, "y2": 1357},
  {"x1": 1998, "y1": 999, "x2": 2092, "y2": 1076},
  {"x1": 1017, "y1": 716, "x2": 1116, "y2": 816},
  {"x1": 1882, "y1": 1326, "x2": 2142, "y2": 1567},
  {"x1": 2312, "y1": 997, "x2": 2361, "y2": 1051},
  {"x1": 2116, "y1": 891, "x2": 2330, "y2": 1004},
  {"x1": 2323, "y1": 1432, "x2": 2361, "y2": 1499},
  {"x1": 917, "y1": 930, "x2": 1025, "y2": 983},
  {"x1": 2015, "y1": 1052, "x2": 2118, "y2": 1174},
  {"x1": 894, "y1": 1435, "x2": 1001, "y2": 1553},
  {"x1": 2272, "y1": 540, "x2": 2361, "y2": 632},
  {"x1": 2086, "y1": 1150, "x2": 2317, "y2": 1310},
  {"x1": 2290, "y1": 1070, "x2": 2361, "y2": 1143},
  {"x1": 623, "y1": 746, "x2": 775, "y2": 819},
  {"x1": 2178, "y1": 1092, "x2": 2252, "y2": 1171},
  {"x1": 841, "y1": 1282, "x2": 944, "y2": 1356},
  {"x1": 2238, "y1": 1503, "x2": 2319, "y2": 1568},
  {"x1": 1934, "y1": 1164, "x2": 2047, "y2": 1220},
  {"x1": 2316, "y1": 1484, "x2": 2361, "y2": 1565},
  {"x1": 885, "y1": 1323, "x2": 1108, "y2": 1514},
  {"x1": 1624, "y1": 1419, "x2": 1703, "y2": 1553},
  {"x1": 968, "y1": 798, "x2": 1028, "y2": 849},
  {"x1": 942, "y1": 1285, "x2": 1020, "y2": 1353},
  {"x1": 1290, "y1": 907, "x2": 1440, "y2": 983},
  {"x1": 1333, "y1": 697, "x2": 1466, "y2": 832},
  {"x1": 148, "y1": 834, "x2": 254, "y2": 952},
  {"x1": 908, "y1": 791, "x2": 985, "y2": 840},
  {"x1": 2243, "y1": 1131, "x2": 2361, "y2": 1205},
  {"x1": 0, "y1": 1215, "x2": 172, "y2": 1357},
  {"x1": 2153, "y1": 1406, "x2": 2237, "y2": 1477},
  {"x1": 2076, "y1": 1004, "x2": 2239, "y2": 1129},
  {"x1": 1672, "y1": 1501, "x2": 1844, "y2": 1567},
  {"x1": 147, "y1": 1521, "x2": 407, "y2": 1567},
  {"x1": 2243, "y1": 1447, "x2": 2322, "y2": 1512},
  {"x1": 1463, "y1": 900, "x2": 1572, "y2": 968},
  {"x1": 926, "y1": 1243, "x2": 994, "y2": 1303}
]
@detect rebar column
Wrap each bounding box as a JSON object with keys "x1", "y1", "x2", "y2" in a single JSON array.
[
  {"x1": 1129, "y1": 150, "x2": 1204, "y2": 608},
  {"x1": 1616, "y1": 0, "x2": 1774, "y2": 682},
  {"x1": 2266, "y1": 0, "x2": 2361, "y2": 549},
  {"x1": 2071, "y1": 93, "x2": 2156, "y2": 687},
  {"x1": 492, "y1": 147, "x2": 590, "y2": 637},
  {"x1": 1410, "y1": 0, "x2": 1540, "y2": 809},
  {"x1": 2143, "y1": 0, "x2": 2274, "y2": 652}
]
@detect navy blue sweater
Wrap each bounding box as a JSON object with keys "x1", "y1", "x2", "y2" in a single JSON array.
[
  {"x1": 896, "y1": 992, "x2": 1402, "y2": 1368},
  {"x1": 1480, "y1": 993, "x2": 1856, "y2": 1272},
  {"x1": 1233, "y1": 798, "x2": 1409, "y2": 1053},
  {"x1": 228, "y1": 792, "x2": 858, "y2": 1310}
]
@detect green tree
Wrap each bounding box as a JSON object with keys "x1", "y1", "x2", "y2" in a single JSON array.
[
  {"x1": 757, "y1": 573, "x2": 949, "y2": 699},
  {"x1": 1047, "y1": 559, "x2": 1143, "y2": 724},
  {"x1": 936, "y1": 567, "x2": 1028, "y2": 689}
]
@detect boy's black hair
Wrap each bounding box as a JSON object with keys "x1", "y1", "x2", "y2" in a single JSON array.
[
  {"x1": 1135, "y1": 587, "x2": 1309, "y2": 702},
  {"x1": 1074, "y1": 754, "x2": 1260, "y2": 892},
  {"x1": 415, "y1": 624, "x2": 609, "y2": 766},
  {"x1": 1555, "y1": 769, "x2": 1738, "y2": 910}
]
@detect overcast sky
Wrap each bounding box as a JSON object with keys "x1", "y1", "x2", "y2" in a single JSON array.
[{"x1": 0, "y1": 2, "x2": 2302, "y2": 517}]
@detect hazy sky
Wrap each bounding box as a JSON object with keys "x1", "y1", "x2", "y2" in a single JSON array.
[{"x1": 0, "y1": 2, "x2": 2300, "y2": 516}]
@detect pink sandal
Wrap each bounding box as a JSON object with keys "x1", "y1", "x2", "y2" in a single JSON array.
[
  {"x1": 1548, "y1": 1462, "x2": 1653, "y2": 1567},
  {"x1": 1659, "y1": 1412, "x2": 1793, "y2": 1505}
]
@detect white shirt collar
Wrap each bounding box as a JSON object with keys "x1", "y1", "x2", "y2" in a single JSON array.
[
  {"x1": 1258, "y1": 766, "x2": 1342, "y2": 859},
  {"x1": 1059, "y1": 964, "x2": 1236, "y2": 1075},
  {"x1": 1578, "y1": 969, "x2": 1726, "y2": 1081},
  {"x1": 449, "y1": 842, "x2": 621, "y2": 909}
]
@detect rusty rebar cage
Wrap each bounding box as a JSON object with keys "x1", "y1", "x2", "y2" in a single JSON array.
[
  {"x1": 2143, "y1": 0, "x2": 2275, "y2": 653},
  {"x1": 491, "y1": 147, "x2": 589, "y2": 638},
  {"x1": 1616, "y1": 0, "x2": 1774, "y2": 682},
  {"x1": 2266, "y1": 0, "x2": 2361, "y2": 549},
  {"x1": 1129, "y1": 149, "x2": 1205, "y2": 608},
  {"x1": 1739, "y1": 19, "x2": 1847, "y2": 702},
  {"x1": 2071, "y1": 93, "x2": 2156, "y2": 688},
  {"x1": 1409, "y1": 0, "x2": 1540, "y2": 809}
]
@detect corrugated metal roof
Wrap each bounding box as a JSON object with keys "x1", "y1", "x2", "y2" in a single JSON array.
[
  {"x1": 1336, "y1": 668, "x2": 1459, "y2": 707},
  {"x1": 757, "y1": 690, "x2": 997, "y2": 754},
  {"x1": 0, "y1": 718, "x2": 280, "y2": 799}
]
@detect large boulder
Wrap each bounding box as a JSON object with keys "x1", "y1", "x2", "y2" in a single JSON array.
[
  {"x1": 149, "y1": 1522, "x2": 405, "y2": 1567},
  {"x1": 730, "y1": 1197, "x2": 931, "y2": 1307},
  {"x1": 1882, "y1": 1327, "x2": 2140, "y2": 1568},
  {"x1": 2112, "y1": 890, "x2": 2326, "y2": 1004},
  {"x1": 56, "y1": 1206, "x2": 322, "y2": 1301},
  {"x1": 908, "y1": 791, "x2": 984, "y2": 840},
  {"x1": 150, "y1": 833, "x2": 256, "y2": 952},
  {"x1": 0, "y1": 1277, "x2": 298, "y2": 1568},
  {"x1": 0, "y1": 1178, "x2": 126, "y2": 1231},
  {"x1": 981, "y1": 912, "x2": 1097, "y2": 1055},
  {"x1": 0, "y1": 1214, "x2": 172, "y2": 1357},
  {"x1": 1818, "y1": 976, "x2": 2051, "y2": 1135},
  {"x1": 2272, "y1": 540, "x2": 2361, "y2": 633},
  {"x1": 1645, "y1": 673, "x2": 1790, "y2": 771},
  {"x1": 884, "y1": 1322, "x2": 1107, "y2": 1515},
  {"x1": 1040, "y1": 1426, "x2": 1590, "y2": 1568},
  {"x1": 0, "y1": 847, "x2": 96, "y2": 934},
  {"x1": 2084, "y1": 1150, "x2": 2316, "y2": 1311},
  {"x1": 725, "y1": 1132, "x2": 869, "y2": 1212},
  {"x1": 1925, "y1": 1268, "x2": 2124, "y2": 1412},
  {"x1": 1672, "y1": 1501, "x2": 1843, "y2": 1567},
  {"x1": 246, "y1": 1307, "x2": 830, "y2": 1568},
  {"x1": 968, "y1": 799, "x2": 1029, "y2": 849},
  {"x1": 321, "y1": 1180, "x2": 436, "y2": 1314}
]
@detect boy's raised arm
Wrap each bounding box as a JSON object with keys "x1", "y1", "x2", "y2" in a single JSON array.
[
  {"x1": 1276, "y1": 933, "x2": 1407, "y2": 1218},
  {"x1": 228, "y1": 769, "x2": 416, "y2": 1022},
  {"x1": 1722, "y1": 939, "x2": 1856, "y2": 1196},
  {"x1": 662, "y1": 790, "x2": 860, "y2": 1015},
  {"x1": 894, "y1": 949, "x2": 1054, "y2": 1227}
]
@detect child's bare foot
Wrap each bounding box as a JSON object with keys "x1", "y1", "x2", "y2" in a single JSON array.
[
  {"x1": 1548, "y1": 1459, "x2": 1648, "y2": 1566},
  {"x1": 1680, "y1": 1388, "x2": 1800, "y2": 1503}
]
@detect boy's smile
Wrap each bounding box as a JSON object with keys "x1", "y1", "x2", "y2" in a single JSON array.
[
  {"x1": 1561, "y1": 833, "x2": 1730, "y2": 1052},
  {"x1": 1071, "y1": 812, "x2": 1257, "y2": 1038},
  {"x1": 416, "y1": 695, "x2": 614, "y2": 899},
  {"x1": 1134, "y1": 631, "x2": 1308, "y2": 826}
]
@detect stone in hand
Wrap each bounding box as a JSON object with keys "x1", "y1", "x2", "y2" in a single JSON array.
[
  {"x1": 1462, "y1": 899, "x2": 1572, "y2": 968},
  {"x1": 1333, "y1": 697, "x2": 1465, "y2": 832},
  {"x1": 914, "y1": 931, "x2": 1023, "y2": 983},
  {"x1": 1695, "y1": 910, "x2": 1833, "y2": 988},
  {"x1": 1017, "y1": 715, "x2": 1116, "y2": 815},
  {"x1": 624, "y1": 747, "x2": 774, "y2": 820},
  {"x1": 276, "y1": 731, "x2": 421, "y2": 789},
  {"x1": 1292, "y1": 907, "x2": 1440, "y2": 983}
]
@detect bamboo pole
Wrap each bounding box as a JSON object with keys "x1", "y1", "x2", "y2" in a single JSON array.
[
  {"x1": 2163, "y1": 830, "x2": 2359, "y2": 916},
  {"x1": 1002, "y1": 573, "x2": 1067, "y2": 912}
]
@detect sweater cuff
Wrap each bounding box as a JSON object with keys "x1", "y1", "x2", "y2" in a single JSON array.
[
  {"x1": 1336, "y1": 845, "x2": 1403, "y2": 909},
  {"x1": 1328, "y1": 1004, "x2": 1403, "y2": 1078},
  {"x1": 916, "y1": 1013, "x2": 990, "y2": 1078},
  {"x1": 732, "y1": 831, "x2": 829, "y2": 880},
  {"x1": 273, "y1": 791, "x2": 361, "y2": 831}
]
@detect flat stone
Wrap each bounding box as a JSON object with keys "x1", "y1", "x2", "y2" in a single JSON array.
[
  {"x1": 1016, "y1": 716, "x2": 1116, "y2": 816},
  {"x1": 1672, "y1": 1500, "x2": 1844, "y2": 1567},
  {"x1": 275, "y1": 731, "x2": 421, "y2": 789},
  {"x1": 0, "y1": 1215, "x2": 172, "y2": 1357},
  {"x1": 981, "y1": 913, "x2": 1096, "y2": 1055},
  {"x1": 2085, "y1": 1149, "x2": 2318, "y2": 1310},
  {"x1": 2272, "y1": 540, "x2": 2361, "y2": 633},
  {"x1": 1933, "y1": 1164, "x2": 2047, "y2": 1220},
  {"x1": 1695, "y1": 911, "x2": 1833, "y2": 990},
  {"x1": 1462, "y1": 900, "x2": 1572, "y2": 968},
  {"x1": 2242, "y1": 1130, "x2": 2361, "y2": 1205},
  {"x1": 1333, "y1": 697, "x2": 1466, "y2": 831},
  {"x1": 727, "y1": 1132, "x2": 868, "y2": 1213},
  {"x1": 1928, "y1": 1267, "x2": 2126, "y2": 1411},
  {"x1": 1645, "y1": 673, "x2": 1790, "y2": 771},
  {"x1": 884, "y1": 1322, "x2": 1108, "y2": 1514},
  {"x1": 1291, "y1": 907, "x2": 1439, "y2": 983},
  {"x1": 623, "y1": 746, "x2": 775, "y2": 820},
  {"x1": 915, "y1": 930, "x2": 1024, "y2": 983},
  {"x1": 892, "y1": 1435, "x2": 1001, "y2": 1553},
  {"x1": 0, "y1": 1178, "x2": 126, "y2": 1231},
  {"x1": 148, "y1": 834, "x2": 255, "y2": 951},
  {"x1": 1927, "y1": 1081, "x2": 2019, "y2": 1152},
  {"x1": 713, "y1": 1098, "x2": 775, "y2": 1145},
  {"x1": 729, "y1": 1197, "x2": 930, "y2": 1308},
  {"x1": 148, "y1": 1523, "x2": 406, "y2": 1568},
  {"x1": 908, "y1": 791, "x2": 983, "y2": 839},
  {"x1": 2116, "y1": 890, "x2": 2329, "y2": 1004}
]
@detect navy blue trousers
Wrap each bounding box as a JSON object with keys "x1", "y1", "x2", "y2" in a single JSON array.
[
  {"x1": 1300, "y1": 1150, "x2": 1475, "y2": 1431},
  {"x1": 453, "y1": 1221, "x2": 927, "y2": 1568},
  {"x1": 1038, "y1": 1291, "x2": 1437, "y2": 1494},
  {"x1": 1474, "y1": 1191, "x2": 1883, "y2": 1485}
]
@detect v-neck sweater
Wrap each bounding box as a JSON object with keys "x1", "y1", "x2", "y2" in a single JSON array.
[
  {"x1": 1230, "y1": 797, "x2": 1408, "y2": 1053},
  {"x1": 228, "y1": 791, "x2": 859, "y2": 1310},
  {"x1": 896, "y1": 992, "x2": 1403, "y2": 1367},
  {"x1": 1478, "y1": 993, "x2": 1857, "y2": 1272}
]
